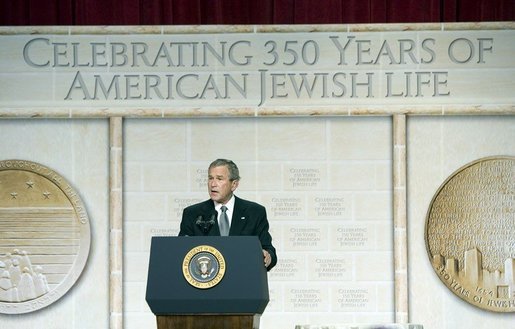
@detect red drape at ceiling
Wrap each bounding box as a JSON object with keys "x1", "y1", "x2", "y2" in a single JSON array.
[{"x1": 1, "y1": 0, "x2": 514, "y2": 25}]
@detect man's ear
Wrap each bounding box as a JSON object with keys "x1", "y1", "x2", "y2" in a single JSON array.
[{"x1": 231, "y1": 179, "x2": 239, "y2": 191}]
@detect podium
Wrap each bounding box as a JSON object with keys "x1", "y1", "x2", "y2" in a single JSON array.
[{"x1": 146, "y1": 236, "x2": 269, "y2": 329}]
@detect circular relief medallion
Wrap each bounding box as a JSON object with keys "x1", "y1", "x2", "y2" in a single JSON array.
[
  {"x1": 0, "y1": 160, "x2": 91, "y2": 314},
  {"x1": 425, "y1": 156, "x2": 515, "y2": 312},
  {"x1": 182, "y1": 245, "x2": 225, "y2": 289}
]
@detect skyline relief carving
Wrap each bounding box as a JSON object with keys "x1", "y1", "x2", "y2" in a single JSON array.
[{"x1": 426, "y1": 156, "x2": 515, "y2": 312}]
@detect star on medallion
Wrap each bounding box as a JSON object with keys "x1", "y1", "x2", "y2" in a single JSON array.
[
  {"x1": 43, "y1": 191, "x2": 51, "y2": 199},
  {"x1": 10, "y1": 192, "x2": 18, "y2": 199},
  {"x1": 26, "y1": 181, "x2": 35, "y2": 188}
]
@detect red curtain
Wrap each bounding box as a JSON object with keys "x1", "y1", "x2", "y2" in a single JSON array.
[{"x1": 1, "y1": 0, "x2": 513, "y2": 25}]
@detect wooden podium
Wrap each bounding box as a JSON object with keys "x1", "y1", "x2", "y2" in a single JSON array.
[
  {"x1": 146, "y1": 236, "x2": 269, "y2": 329},
  {"x1": 156, "y1": 314, "x2": 260, "y2": 329}
]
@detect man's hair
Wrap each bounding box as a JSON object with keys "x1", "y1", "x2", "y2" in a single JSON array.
[{"x1": 209, "y1": 159, "x2": 240, "y2": 181}]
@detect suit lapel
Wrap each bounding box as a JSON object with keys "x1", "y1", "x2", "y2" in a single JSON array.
[
  {"x1": 200, "y1": 200, "x2": 220, "y2": 236},
  {"x1": 229, "y1": 196, "x2": 246, "y2": 235}
]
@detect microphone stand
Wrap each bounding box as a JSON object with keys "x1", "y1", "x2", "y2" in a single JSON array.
[{"x1": 195, "y1": 214, "x2": 216, "y2": 234}]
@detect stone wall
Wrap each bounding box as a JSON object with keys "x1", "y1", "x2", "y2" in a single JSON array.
[{"x1": 0, "y1": 23, "x2": 513, "y2": 329}]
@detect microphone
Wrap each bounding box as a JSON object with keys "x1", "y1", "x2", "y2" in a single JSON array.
[{"x1": 195, "y1": 214, "x2": 216, "y2": 234}]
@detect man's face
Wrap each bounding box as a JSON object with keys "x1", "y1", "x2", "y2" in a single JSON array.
[{"x1": 208, "y1": 165, "x2": 238, "y2": 204}]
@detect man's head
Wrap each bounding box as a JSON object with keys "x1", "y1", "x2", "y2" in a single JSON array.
[{"x1": 207, "y1": 159, "x2": 240, "y2": 204}]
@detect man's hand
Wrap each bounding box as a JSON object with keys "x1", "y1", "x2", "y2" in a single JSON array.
[{"x1": 263, "y1": 249, "x2": 271, "y2": 268}]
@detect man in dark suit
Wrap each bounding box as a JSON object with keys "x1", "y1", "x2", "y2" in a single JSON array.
[{"x1": 179, "y1": 159, "x2": 277, "y2": 271}]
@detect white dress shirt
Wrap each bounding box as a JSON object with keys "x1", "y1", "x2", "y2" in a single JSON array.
[{"x1": 214, "y1": 195, "x2": 235, "y2": 228}]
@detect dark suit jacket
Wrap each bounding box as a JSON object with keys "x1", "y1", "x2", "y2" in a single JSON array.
[{"x1": 179, "y1": 196, "x2": 277, "y2": 271}]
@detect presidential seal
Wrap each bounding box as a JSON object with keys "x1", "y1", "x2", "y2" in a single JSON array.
[
  {"x1": 425, "y1": 156, "x2": 515, "y2": 312},
  {"x1": 0, "y1": 160, "x2": 91, "y2": 314},
  {"x1": 182, "y1": 245, "x2": 225, "y2": 289}
]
